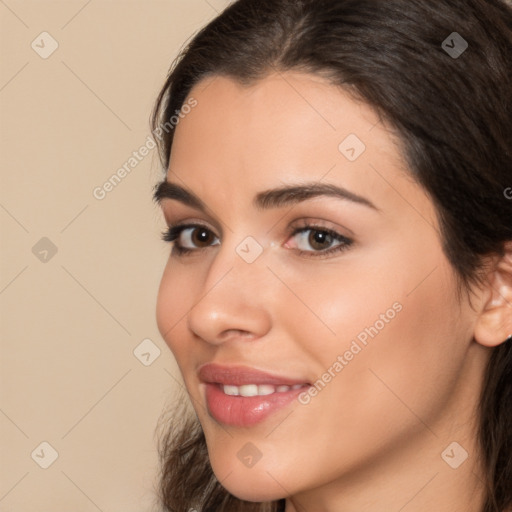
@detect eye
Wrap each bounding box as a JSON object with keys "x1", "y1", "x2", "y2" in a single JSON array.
[
  {"x1": 161, "y1": 223, "x2": 220, "y2": 256},
  {"x1": 160, "y1": 222, "x2": 353, "y2": 259},
  {"x1": 285, "y1": 224, "x2": 353, "y2": 258}
]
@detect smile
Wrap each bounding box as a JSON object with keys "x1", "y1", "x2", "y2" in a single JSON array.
[{"x1": 198, "y1": 363, "x2": 311, "y2": 427}]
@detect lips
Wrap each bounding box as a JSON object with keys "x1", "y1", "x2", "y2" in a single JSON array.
[
  {"x1": 198, "y1": 363, "x2": 311, "y2": 387},
  {"x1": 198, "y1": 363, "x2": 311, "y2": 427}
]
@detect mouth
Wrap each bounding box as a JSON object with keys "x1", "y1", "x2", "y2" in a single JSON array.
[
  {"x1": 220, "y1": 382, "x2": 306, "y2": 396},
  {"x1": 198, "y1": 363, "x2": 311, "y2": 427}
]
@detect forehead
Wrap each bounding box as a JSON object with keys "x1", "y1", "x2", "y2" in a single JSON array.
[
  {"x1": 178, "y1": 71, "x2": 402, "y2": 160},
  {"x1": 166, "y1": 72, "x2": 432, "y2": 224}
]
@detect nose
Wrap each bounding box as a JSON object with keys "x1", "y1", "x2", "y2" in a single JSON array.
[{"x1": 187, "y1": 244, "x2": 273, "y2": 346}]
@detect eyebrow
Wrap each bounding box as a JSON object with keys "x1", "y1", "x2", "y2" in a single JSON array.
[{"x1": 153, "y1": 180, "x2": 379, "y2": 212}]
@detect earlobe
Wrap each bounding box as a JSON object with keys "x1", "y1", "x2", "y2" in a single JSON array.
[{"x1": 473, "y1": 241, "x2": 512, "y2": 348}]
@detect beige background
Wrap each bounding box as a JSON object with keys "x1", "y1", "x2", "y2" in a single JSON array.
[{"x1": 0, "y1": 1, "x2": 231, "y2": 510}]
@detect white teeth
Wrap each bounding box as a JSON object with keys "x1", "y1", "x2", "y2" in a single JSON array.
[
  {"x1": 239, "y1": 384, "x2": 259, "y2": 397},
  {"x1": 221, "y1": 383, "x2": 304, "y2": 396},
  {"x1": 257, "y1": 385, "x2": 275, "y2": 396},
  {"x1": 223, "y1": 385, "x2": 240, "y2": 396}
]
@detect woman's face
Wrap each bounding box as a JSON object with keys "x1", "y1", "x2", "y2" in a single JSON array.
[{"x1": 155, "y1": 72, "x2": 486, "y2": 505}]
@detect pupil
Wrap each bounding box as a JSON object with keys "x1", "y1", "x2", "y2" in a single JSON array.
[
  {"x1": 311, "y1": 230, "x2": 330, "y2": 249},
  {"x1": 195, "y1": 229, "x2": 209, "y2": 244}
]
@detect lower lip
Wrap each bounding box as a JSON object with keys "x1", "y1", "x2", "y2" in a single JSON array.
[{"x1": 204, "y1": 383, "x2": 309, "y2": 427}]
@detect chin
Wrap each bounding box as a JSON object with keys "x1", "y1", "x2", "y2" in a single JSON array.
[
  {"x1": 208, "y1": 453, "x2": 289, "y2": 503},
  {"x1": 218, "y1": 478, "x2": 285, "y2": 503}
]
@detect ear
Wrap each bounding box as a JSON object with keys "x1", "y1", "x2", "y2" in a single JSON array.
[{"x1": 474, "y1": 241, "x2": 512, "y2": 347}]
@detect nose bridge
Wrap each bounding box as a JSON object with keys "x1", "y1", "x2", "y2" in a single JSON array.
[
  {"x1": 207, "y1": 232, "x2": 270, "y2": 290},
  {"x1": 186, "y1": 236, "x2": 273, "y2": 343}
]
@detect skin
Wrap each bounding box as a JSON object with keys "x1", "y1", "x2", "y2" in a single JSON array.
[{"x1": 155, "y1": 71, "x2": 512, "y2": 512}]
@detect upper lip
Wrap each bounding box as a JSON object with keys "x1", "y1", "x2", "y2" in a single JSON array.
[{"x1": 198, "y1": 363, "x2": 310, "y2": 387}]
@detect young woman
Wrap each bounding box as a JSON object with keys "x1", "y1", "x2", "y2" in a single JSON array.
[{"x1": 150, "y1": 1, "x2": 512, "y2": 510}]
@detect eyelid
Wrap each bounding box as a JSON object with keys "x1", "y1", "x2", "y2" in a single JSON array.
[
  {"x1": 162, "y1": 209, "x2": 224, "y2": 237},
  {"x1": 288, "y1": 217, "x2": 354, "y2": 238},
  {"x1": 163, "y1": 214, "x2": 219, "y2": 232},
  {"x1": 162, "y1": 217, "x2": 352, "y2": 242}
]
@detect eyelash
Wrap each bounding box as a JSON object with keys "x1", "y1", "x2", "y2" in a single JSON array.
[{"x1": 161, "y1": 222, "x2": 354, "y2": 259}]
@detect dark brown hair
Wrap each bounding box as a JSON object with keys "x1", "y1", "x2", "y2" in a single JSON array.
[{"x1": 150, "y1": 1, "x2": 512, "y2": 510}]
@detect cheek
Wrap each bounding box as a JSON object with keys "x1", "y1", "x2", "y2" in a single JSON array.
[
  {"x1": 271, "y1": 253, "x2": 409, "y2": 363},
  {"x1": 156, "y1": 261, "x2": 194, "y2": 355},
  {"x1": 366, "y1": 269, "x2": 465, "y2": 412},
  {"x1": 272, "y1": 250, "x2": 464, "y2": 458},
  {"x1": 312, "y1": 258, "x2": 465, "y2": 438}
]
